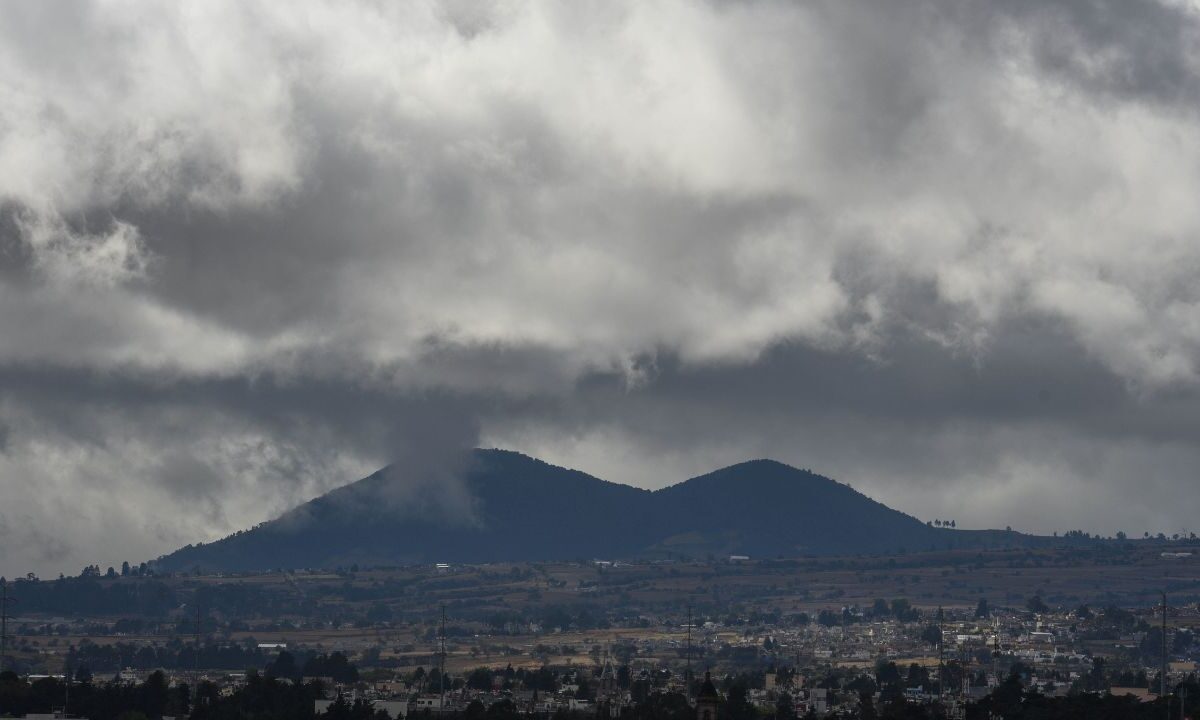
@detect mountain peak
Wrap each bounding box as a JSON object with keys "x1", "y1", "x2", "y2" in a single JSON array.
[
  {"x1": 154, "y1": 450, "x2": 1027, "y2": 572},
  {"x1": 656, "y1": 457, "x2": 839, "y2": 493}
]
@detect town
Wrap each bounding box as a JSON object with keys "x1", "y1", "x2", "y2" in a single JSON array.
[{"x1": 1, "y1": 546, "x2": 1198, "y2": 719}]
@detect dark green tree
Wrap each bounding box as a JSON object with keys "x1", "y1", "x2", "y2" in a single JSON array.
[{"x1": 974, "y1": 598, "x2": 990, "y2": 618}]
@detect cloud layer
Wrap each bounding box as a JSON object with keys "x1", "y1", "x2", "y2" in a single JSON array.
[{"x1": 2, "y1": 0, "x2": 1200, "y2": 576}]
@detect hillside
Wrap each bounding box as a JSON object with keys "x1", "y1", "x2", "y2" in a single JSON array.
[
  {"x1": 647, "y1": 459, "x2": 938, "y2": 556},
  {"x1": 155, "y1": 449, "x2": 1040, "y2": 572}
]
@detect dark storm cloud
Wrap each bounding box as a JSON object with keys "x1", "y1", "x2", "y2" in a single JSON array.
[
  {"x1": 986, "y1": 0, "x2": 1200, "y2": 108},
  {"x1": 1, "y1": 0, "x2": 1200, "y2": 575},
  {"x1": 493, "y1": 314, "x2": 1200, "y2": 535}
]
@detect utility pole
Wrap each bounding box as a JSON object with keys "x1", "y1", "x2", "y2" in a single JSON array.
[
  {"x1": 0, "y1": 579, "x2": 12, "y2": 673},
  {"x1": 439, "y1": 604, "x2": 446, "y2": 714}
]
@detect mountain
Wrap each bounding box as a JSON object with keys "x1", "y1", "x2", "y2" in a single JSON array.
[
  {"x1": 155, "y1": 449, "x2": 1036, "y2": 572},
  {"x1": 648, "y1": 459, "x2": 942, "y2": 557}
]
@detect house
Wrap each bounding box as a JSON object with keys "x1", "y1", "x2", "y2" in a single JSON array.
[
  {"x1": 375, "y1": 700, "x2": 409, "y2": 718},
  {"x1": 412, "y1": 695, "x2": 445, "y2": 712},
  {"x1": 1110, "y1": 687, "x2": 1155, "y2": 702},
  {"x1": 795, "y1": 688, "x2": 828, "y2": 716},
  {"x1": 320, "y1": 696, "x2": 408, "y2": 717},
  {"x1": 375, "y1": 679, "x2": 409, "y2": 696}
]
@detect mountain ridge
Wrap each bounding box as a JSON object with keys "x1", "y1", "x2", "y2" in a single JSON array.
[{"x1": 155, "y1": 449, "x2": 1047, "y2": 572}]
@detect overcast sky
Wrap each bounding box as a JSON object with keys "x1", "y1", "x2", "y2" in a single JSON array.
[{"x1": 3, "y1": 0, "x2": 1200, "y2": 578}]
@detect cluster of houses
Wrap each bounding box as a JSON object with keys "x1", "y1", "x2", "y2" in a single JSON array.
[
  {"x1": 13, "y1": 601, "x2": 1200, "y2": 718},
  {"x1": 308, "y1": 663, "x2": 833, "y2": 719}
]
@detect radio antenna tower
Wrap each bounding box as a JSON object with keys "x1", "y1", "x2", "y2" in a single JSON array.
[
  {"x1": 195, "y1": 602, "x2": 202, "y2": 677},
  {"x1": 936, "y1": 606, "x2": 944, "y2": 704},
  {"x1": 1161, "y1": 591, "x2": 1168, "y2": 704},
  {"x1": 439, "y1": 604, "x2": 447, "y2": 714},
  {"x1": 686, "y1": 604, "x2": 693, "y2": 698}
]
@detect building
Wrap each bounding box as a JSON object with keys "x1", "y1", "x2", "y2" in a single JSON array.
[{"x1": 696, "y1": 672, "x2": 721, "y2": 720}]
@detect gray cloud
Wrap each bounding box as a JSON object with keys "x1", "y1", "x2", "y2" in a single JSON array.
[
  {"x1": 2, "y1": 0, "x2": 1200, "y2": 576},
  {"x1": 487, "y1": 314, "x2": 1200, "y2": 537}
]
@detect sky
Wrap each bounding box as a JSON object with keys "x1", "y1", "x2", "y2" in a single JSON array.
[{"x1": 2, "y1": 0, "x2": 1200, "y2": 578}]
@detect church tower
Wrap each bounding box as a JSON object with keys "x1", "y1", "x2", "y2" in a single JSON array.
[{"x1": 696, "y1": 671, "x2": 721, "y2": 720}]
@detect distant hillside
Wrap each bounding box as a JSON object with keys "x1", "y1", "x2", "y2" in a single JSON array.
[{"x1": 155, "y1": 449, "x2": 1047, "y2": 572}]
